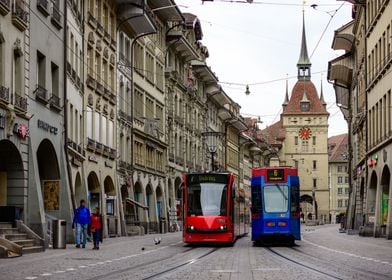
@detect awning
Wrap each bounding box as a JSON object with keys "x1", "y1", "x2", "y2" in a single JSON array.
[
  {"x1": 331, "y1": 20, "x2": 355, "y2": 51},
  {"x1": 229, "y1": 118, "x2": 248, "y2": 132},
  {"x1": 125, "y1": 198, "x2": 148, "y2": 210},
  {"x1": 116, "y1": 1, "x2": 157, "y2": 35},
  {"x1": 191, "y1": 60, "x2": 219, "y2": 84},
  {"x1": 328, "y1": 53, "x2": 353, "y2": 88},
  {"x1": 167, "y1": 30, "x2": 199, "y2": 61},
  {"x1": 148, "y1": 0, "x2": 184, "y2": 21}
]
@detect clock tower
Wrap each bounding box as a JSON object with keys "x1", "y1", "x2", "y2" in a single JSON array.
[{"x1": 261, "y1": 12, "x2": 330, "y2": 223}]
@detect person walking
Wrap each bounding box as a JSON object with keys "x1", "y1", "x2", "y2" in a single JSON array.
[
  {"x1": 72, "y1": 199, "x2": 90, "y2": 248},
  {"x1": 90, "y1": 207, "x2": 103, "y2": 250}
]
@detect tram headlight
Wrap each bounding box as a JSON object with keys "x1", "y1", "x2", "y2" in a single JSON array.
[
  {"x1": 187, "y1": 225, "x2": 195, "y2": 231},
  {"x1": 219, "y1": 225, "x2": 227, "y2": 231}
]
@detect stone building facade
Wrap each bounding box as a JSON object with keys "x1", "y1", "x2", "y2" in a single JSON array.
[
  {"x1": 330, "y1": 1, "x2": 392, "y2": 238},
  {"x1": 328, "y1": 134, "x2": 349, "y2": 224}
]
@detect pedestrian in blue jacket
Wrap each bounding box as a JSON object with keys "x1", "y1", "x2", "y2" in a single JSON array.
[{"x1": 73, "y1": 199, "x2": 90, "y2": 248}]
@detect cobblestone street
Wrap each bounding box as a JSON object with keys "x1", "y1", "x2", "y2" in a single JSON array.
[{"x1": 1, "y1": 225, "x2": 392, "y2": 280}]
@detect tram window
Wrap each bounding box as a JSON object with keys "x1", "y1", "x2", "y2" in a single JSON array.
[
  {"x1": 264, "y1": 185, "x2": 289, "y2": 213},
  {"x1": 187, "y1": 182, "x2": 228, "y2": 216},
  {"x1": 291, "y1": 185, "x2": 300, "y2": 213},
  {"x1": 251, "y1": 186, "x2": 262, "y2": 213}
]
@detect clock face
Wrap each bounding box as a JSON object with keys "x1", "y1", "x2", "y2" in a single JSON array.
[{"x1": 299, "y1": 127, "x2": 312, "y2": 140}]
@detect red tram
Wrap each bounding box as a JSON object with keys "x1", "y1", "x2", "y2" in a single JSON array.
[{"x1": 183, "y1": 172, "x2": 250, "y2": 244}]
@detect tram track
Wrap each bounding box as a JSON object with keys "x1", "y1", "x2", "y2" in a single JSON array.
[
  {"x1": 86, "y1": 246, "x2": 197, "y2": 280},
  {"x1": 265, "y1": 247, "x2": 344, "y2": 280},
  {"x1": 141, "y1": 247, "x2": 219, "y2": 280},
  {"x1": 289, "y1": 246, "x2": 392, "y2": 280}
]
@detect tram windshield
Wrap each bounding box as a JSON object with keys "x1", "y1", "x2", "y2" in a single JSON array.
[
  {"x1": 187, "y1": 182, "x2": 228, "y2": 216},
  {"x1": 264, "y1": 184, "x2": 289, "y2": 213}
]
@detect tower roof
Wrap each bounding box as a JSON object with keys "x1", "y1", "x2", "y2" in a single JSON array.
[
  {"x1": 297, "y1": 12, "x2": 311, "y2": 67},
  {"x1": 282, "y1": 80, "x2": 329, "y2": 115}
]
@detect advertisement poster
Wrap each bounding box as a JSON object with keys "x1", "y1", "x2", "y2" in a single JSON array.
[
  {"x1": 382, "y1": 192, "x2": 388, "y2": 225},
  {"x1": 43, "y1": 180, "x2": 60, "y2": 211}
]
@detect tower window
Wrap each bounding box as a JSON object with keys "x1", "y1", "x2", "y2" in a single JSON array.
[{"x1": 300, "y1": 102, "x2": 310, "y2": 112}]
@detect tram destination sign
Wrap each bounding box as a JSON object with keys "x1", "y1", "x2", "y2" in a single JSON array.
[
  {"x1": 187, "y1": 174, "x2": 228, "y2": 184},
  {"x1": 266, "y1": 169, "x2": 285, "y2": 182}
]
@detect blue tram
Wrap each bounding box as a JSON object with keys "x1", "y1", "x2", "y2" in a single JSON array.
[{"x1": 251, "y1": 167, "x2": 301, "y2": 245}]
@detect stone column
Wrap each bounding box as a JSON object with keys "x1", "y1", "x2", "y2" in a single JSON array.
[
  {"x1": 373, "y1": 176, "x2": 381, "y2": 237},
  {"x1": 386, "y1": 174, "x2": 392, "y2": 239}
]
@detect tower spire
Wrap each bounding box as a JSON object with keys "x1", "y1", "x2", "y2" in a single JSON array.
[
  {"x1": 297, "y1": 7, "x2": 311, "y2": 81},
  {"x1": 282, "y1": 74, "x2": 289, "y2": 107}
]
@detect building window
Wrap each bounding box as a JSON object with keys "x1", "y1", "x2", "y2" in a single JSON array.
[
  {"x1": 156, "y1": 62, "x2": 164, "y2": 91},
  {"x1": 312, "y1": 136, "x2": 316, "y2": 145},
  {"x1": 338, "y1": 176, "x2": 343, "y2": 184},
  {"x1": 101, "y1": 115, "x2": 107, "y2": 145},
  {"x1": 338, "y1": 199, "x2": 343, "y2": 208},
  {"x1": 313, "y1": 160, "x2": 317, "y2": 170},
  {"x1": 94, "y1": 111, "x2": 100, "y2": 142},
  {"x1": 14, "y1": 50, "x2": 23, "y2": 96},
  {"x1": 300, "y1": 102, "x2": 310, "y2": 112},
  {"x1": 344, "y1": 165, "x2": 348, "y2": 172},
  {"x1": 345, "y1": 188, "x2": 349, "y2": 195},
  {"x1": 338, "y1": 187, "x2": 342, "y2": 195},
  {"x1": 145, "y1": 96, "x2": 154, "y2": 120},
  {"x1": 108, "y1": 120, "x2": 113, "y2": 148},
  {"x1": 294, "y1": 136, "x2": 298, "y2": 145},
  {"x1": 344, "y1": 199, "x2": 349, "y2": 207},
  {"x1": 86, "y1": 107, "x2": 93, "y2": 138},
  {"x1": 338, "y1": 166, "x2": 343, "y2": 172},
  {"x1": 146, "y1": 52, "x2": 154, "y2": 83},
  {"x1": 134, "y1": 89, "x2": 143, "y2": 118},
  {"x1": 313, "y1": 178, "x2": 317, "y2": 189},
  {"x1": 74, "y1": 109, "x2": 78, "y2": 143},
  {"x1": 51, "y1": 62, "x2": 59, "y2": 97},
  {"x1": 37, "y1": 51, "x2": 46, "y2": 88},
  {"x1": 345, "y1": 176, "x2": 349, "y2": 184},
  {"x1": 135, "y1": 43, "x2": 144, "y2": 75},
  {"x1": 156, "y1": 104, "x2": 163, "y2": 130}
]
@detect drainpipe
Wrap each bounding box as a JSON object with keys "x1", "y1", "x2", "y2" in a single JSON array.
[
  {"x1": 63, "y1": 0, "x2": 76, "y2": 212},
  {"x1": 364, "y1": 4, "x2": 369, "y2": 229}
]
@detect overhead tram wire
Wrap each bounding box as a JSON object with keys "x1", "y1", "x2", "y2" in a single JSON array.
[{"x1": 204, "y1": 0, "x2": 342, "y2": 7}]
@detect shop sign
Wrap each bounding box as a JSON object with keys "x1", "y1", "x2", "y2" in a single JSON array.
[
  {"x1": 105, "y1": 161, "x2": 113, "y2": 168},
  {"x1": 72, "y1": 157, "x2": 82, "y2": 167},
  {"x1": 367, "y1": 154, "x2": 378, "y2": 167},
  {"x1": 13, "y1": 123, "x2": 29, "y2": 140},
  {"x1": 38, "y1": 119, "x2": 58, "y2": 135},
  {"x1": 88, "y1": 155, "x2": 98, "y2": 163}
]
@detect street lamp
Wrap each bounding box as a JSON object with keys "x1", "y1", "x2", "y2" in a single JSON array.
[{"x1": 202, "y1": 131, "x2": 225, "y2": 172}]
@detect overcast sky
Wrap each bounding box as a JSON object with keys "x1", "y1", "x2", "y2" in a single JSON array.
[{"x1": 176, "y1": 0, "x2": 352, "y2": 136}]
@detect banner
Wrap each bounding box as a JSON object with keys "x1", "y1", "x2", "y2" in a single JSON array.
[{"x1": 382, "y1": 192, "x2": 388, "y2": 225}]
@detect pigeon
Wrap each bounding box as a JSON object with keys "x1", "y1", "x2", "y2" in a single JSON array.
[{"x1": 154, "y1": 237, "x2": 162, "y2": 245}]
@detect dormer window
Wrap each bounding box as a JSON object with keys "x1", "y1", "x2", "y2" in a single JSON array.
[{"x1": 300, "y1": 102, "x2": 310, "y2": 112}]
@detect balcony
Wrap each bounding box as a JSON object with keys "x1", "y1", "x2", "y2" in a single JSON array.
[
  {"x1": 76, "y1": 76, "x2": 81, "y2": 89},
  {"x1": 96, "y1": 81, "x2": 104, "y2": 95},
  {"x1": 12, "y1": 1, "x2": 28, "y2": 31},
  {"x1": 103, "y1": 145, "x2": 110, "y2": 157},
  {"x1": 95, "y1": 142, "x2": 103, "y2": 154},
  {"x1": 14, "y1": 93, "x2": 27, "y2": 112},
  {"x1": 67, "y1": 139, "x2": 86, "y2": 158},
  {"x1": 111, "y1": 38, "x2": 116, "y2": 50},
  {"x1": 0, "y1": 0, "x2": 10, "y2": 16},
  {"x1": 86, "y1": 75, "x2": 96, "y2": 90},
  {"x1": 87, "y1": 12, "x2": 97, "y2": 28},
  {"x1": 87, "y1": 138, "x2": 95, "y2": 151},
  {"x1": 37, "y1": 0, "x2": 49, "y2": 17},
  {"x1": 35, "y1": 85, "x2": 49, "y2": 104},
  {"x1": 119, "y1": 160, "x2": 127, "y2": 169},
  {"x1": 49, "y1": 94, "x2": 61, "y2": 111},
  {"x1": 0, "y1": 86, "x2": 10, "y2": 104},
  {"x1": 109, "y1": 92, "x2": 116, "y2": 105},
  {"x1": 97, "y1": 23, "x2": 104, "y2": 37},
  {"x1": 109, "y1": 148, "x2": 116, "y2": 160},
  {"x1": 103, "y1": 88, "x2": 110, "y2": 100},
  {"x1": 104, "y1": 30, "x2": 111, "y2": 44}
]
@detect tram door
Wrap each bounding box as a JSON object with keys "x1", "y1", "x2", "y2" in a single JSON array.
[{"x1": 289, "y1": 176, "x2": 301, "y2": 240}]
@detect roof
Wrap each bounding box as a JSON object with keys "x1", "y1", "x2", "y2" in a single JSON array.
[
  {"x1": 328, "y1": 133, "x2": 348, "y2": 162},
  {"x1": 282, "y1": 80, "x2": 329, "y2": 115},
  {"x1": 258, "y1": 120, "x2": 285, "y2": 147}
]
